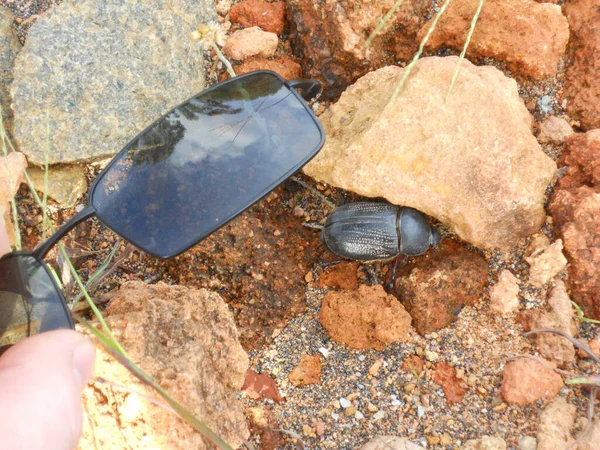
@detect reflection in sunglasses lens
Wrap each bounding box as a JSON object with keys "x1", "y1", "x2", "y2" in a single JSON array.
[
  {"x1": 0, "y1": 254, "x2": 73, "y2": 349},
  {"x1": 91, "y1": 72, "x2": 323, "y2": 258}
]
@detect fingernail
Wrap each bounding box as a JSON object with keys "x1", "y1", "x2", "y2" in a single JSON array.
[{"x1": 72, "y1": 339, "x2": 96, "y2": 390}]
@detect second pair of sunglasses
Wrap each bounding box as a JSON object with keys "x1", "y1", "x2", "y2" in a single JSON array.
[{"x1": 0, "y1": 70, "x2": 325, "y2": 349}]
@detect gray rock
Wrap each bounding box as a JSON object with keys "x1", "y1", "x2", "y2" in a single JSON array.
[
  {"x1": 0, "y1": 7, "x2": 21, "y2": 136},
  {"x1": 11, "y1": 0, "x2": 216, "y2": 165}
]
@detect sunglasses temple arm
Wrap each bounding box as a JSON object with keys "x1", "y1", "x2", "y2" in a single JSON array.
[
  {"x1": 31, "y1": 205, "x2": 96, "y2": 260},
  {"x1": 287, "y1": 79, "x2": 322, "y2": 102}
]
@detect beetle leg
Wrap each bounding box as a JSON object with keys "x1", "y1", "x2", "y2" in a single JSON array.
[
  {"x1": 385, "y1": 254, "x2": 407, "y2": 291},
  {"x1": 316, "y1": 259, "x2": 344, "y2": 270}
]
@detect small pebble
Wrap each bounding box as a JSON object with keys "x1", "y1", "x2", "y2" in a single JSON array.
[
  {"x1": 518, "y1": 436, "x2": 537, "y2": 450},
  {"x1": 372, "y1": 410, "x2": 385, "y2": 420},
  {"x1": 354, "y1": 410, "x2": 364, "y2": 420},
  {"x1": 440, "y1": 433, "x2": 452, "y2": 446},
  {"x1": 292, "y1": 206, "x2": 305, "y2": 217},
  {"x1": 426, "y1": 435, "x2": 440, "y2": 446},
  {"x1": 417, "y1": 405, "x2": 425, "y2": 417},
  {"x1": 425, "y1": 351, "x2": 439, "y2": 362},
  {"x1": 318, "y1": 347, "x2": 330, "y2": 358},
  {"x1": 339, "y1": 398, "x2": 351, "y2": 408},
  {"x1": 344, "y1": 406, "x2": 357, "y2": 416}
]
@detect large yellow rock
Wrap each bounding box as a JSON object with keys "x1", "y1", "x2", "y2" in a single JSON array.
[{"x1": 304, "y1": 56, "x2": 557, "y2": 249}]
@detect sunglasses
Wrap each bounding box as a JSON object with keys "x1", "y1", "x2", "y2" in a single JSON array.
[{"x1": 0, "y1": 71, "x2": 325, "y2": 350}]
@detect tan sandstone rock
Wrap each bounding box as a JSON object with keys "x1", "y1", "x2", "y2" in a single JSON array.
[
  {"x1": 79, "y1": 281, "x2": 249, "y2": 449},
  {"x1": 489, "y1": 270, "x2": 520, "y2": 316},
  {"x1": 28, "y1": 164, "x2": 87, "y2": 208},
  {"x1": 319, "y1": 284, "x2": 412, "y2": 350},
  {"x1": 525, "y1": 239, "x2": 567, "y2": 287},
  {"x1": 224, "y1": 26, "x2": 278, "y2": 60},
  {"x1": 461, "y1": 436, "x2": 507, "y2": 450},
  {"x1": 304, "y1": 57, "x2": 557, "y2": 249},
  {"x1": 537, "y1": 116, "x2": 575, "y2": 145},
  {"x1": 0, "y1": 152, "x2": 27, "y2": 247},
  {"x1": 360, "y1": 436, "x2": 427, "y2": 450},
  {"x1": 536, "y1": 397, "x2": 576, "y2": 450},
  {"x1": 421, "y1": 0, "x2": 569, "y2": 80},
  {"x1": 526, "y1": 280, "x2": 578, "y2": 367}
]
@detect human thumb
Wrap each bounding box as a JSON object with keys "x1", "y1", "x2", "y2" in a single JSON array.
[{"x1": 0, "y1": 330, "x2": 95, "y2": 450}]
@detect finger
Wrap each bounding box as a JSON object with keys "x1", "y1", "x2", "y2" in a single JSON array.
[
  {"x1": 0, "y1": 330, "x2": 95, "y2": 450},
  {"x1": 0, "y1": 208, "x2": 10, "y2": 257}
]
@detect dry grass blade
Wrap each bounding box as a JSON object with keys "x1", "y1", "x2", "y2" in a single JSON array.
[
  {"x1": 276, "y1": 429, "x2": 305, "y2": 449},
  {"x1": 390, "y1": 0, "x2": 452, "y2": 103},
  {"x1": 365, "y1": 0, "x2": 406, "y2": 48},
  {"x1": 506, "y1": 355, "x2": 576, "y2": 377},
  {"x1": 42, "y1": 111, "x2": 50, "y2": 240},
  {"x1": 85, "y1": 243, "x2": 135, "y2": 295},
  {"x1": 446, "y1": 0, "x2": 486, "y2": 101}
]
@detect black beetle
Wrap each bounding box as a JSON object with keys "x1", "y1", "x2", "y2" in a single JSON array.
[{"x1": 321, "y1": 202, "x2": 441, "y2": 261}]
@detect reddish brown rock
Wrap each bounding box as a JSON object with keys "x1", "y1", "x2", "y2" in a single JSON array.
[
  {"x1": 555, "y1": 131, "x2": 600, "y2": 190},
  {"x1": 562, "y1": 0, "x2": 600, "y2": 130},
  {"x1": 549, "y1": 187, "x2": 600, "y2": 318},
  {"x1": 431, "y1": 362, "x2": 468, "y2": 404},
  {"x1": 421, "y1": 0, "x2": 569, "y2": 80},
  {"x1": 392, "y1": 240, "x2": 488, "y2": 335},
  {"x1": 316, "y1": 261, "x2": 360, "y2": 290},
  {"x1": 319, "y1": 284, "x2": 413, "y2": 350},
  {"x1": 287, "y1": 0, "x2": 429, "y2": 98},
  {"x1": 401, "y1": 355, "x2": 425, "y2": 376},
  {"x1": 229, "y1": 0, "x2": 286, "y2": 35},
  {"x1": 246, "y1": 406, "x2": 286, "y2": 449},
  {"x1": 242, "y1": 369, "x2": 285, "y2": 402},
  {"x1": 289, "y1": 354, "x2": 322, "y2": 386},
  {"x1": 159, "y1": 187, "x2": 321, "y2": 350},
  {"x1": 500, "y1": 358, "x2": 563, "y2": 406},
  {"x1": 233, "y1": 55, "x2": 302, "y2": 80},
  {"x1": 79, "y1": 281, "x2": 249, "y2": 449},
  {"x1": 549, "y1": 130, "x2": 600, "y2": 319}
]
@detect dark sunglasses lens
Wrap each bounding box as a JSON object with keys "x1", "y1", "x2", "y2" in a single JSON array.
[
  {"x1": 0, "y1": 254, "x2": 73, "y2": 349},
  {"x1": 91, "y1": 72, "x2": 324, "y2": 258}
]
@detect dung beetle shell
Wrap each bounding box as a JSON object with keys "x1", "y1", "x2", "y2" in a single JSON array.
[{"x1": 322, "y1": 202, "x2": 441, "y2": 261}]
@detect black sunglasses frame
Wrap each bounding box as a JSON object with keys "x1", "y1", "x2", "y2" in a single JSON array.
[{"x1": 0, "y1": 70, "x2": 324, "y2": 337}]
